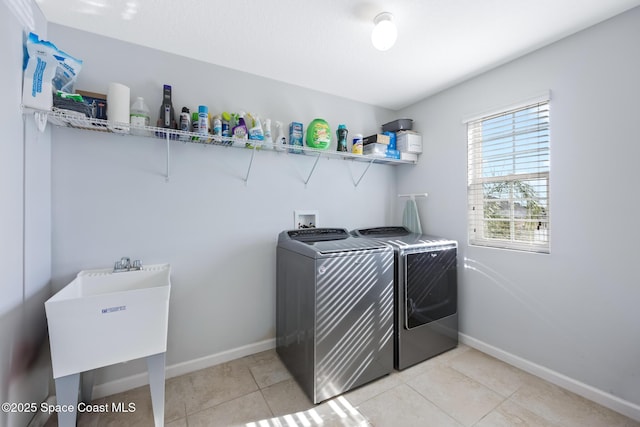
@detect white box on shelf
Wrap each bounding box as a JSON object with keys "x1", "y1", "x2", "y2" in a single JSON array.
[
  {"x1": 397, "y1": 131, "x2": 422, "y2": 153},
  {"x1": 400, "y1": 152, "x2": 419, "y2": 162},
  {"x1": 363, "y1": 143, "x2": 388, "y2": 157}
]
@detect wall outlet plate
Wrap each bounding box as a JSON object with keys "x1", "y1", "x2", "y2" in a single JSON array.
[{"x1": 294, "y1": 210, "x2": 319, "y2": 229}]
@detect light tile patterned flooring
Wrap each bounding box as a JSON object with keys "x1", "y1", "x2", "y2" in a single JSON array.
[{"x1": 44, "y1": 344, "x2": 640, "y2": 426}]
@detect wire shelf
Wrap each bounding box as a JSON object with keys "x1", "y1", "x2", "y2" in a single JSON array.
[{"x1": 23, "y1": 106, "x2": 417, "y2": 185}]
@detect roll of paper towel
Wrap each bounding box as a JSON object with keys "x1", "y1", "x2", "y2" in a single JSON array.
[{"x1": 107, "y1": 82, "x2": 130, "y2": 133}]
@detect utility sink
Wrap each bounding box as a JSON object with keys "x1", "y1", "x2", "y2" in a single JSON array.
[
  {"x1": 45, "y1": 263, "x2": 171, "y2": 427},
  {"x1": 45, "y1": 263, "x2": 171, "y2": 379}
]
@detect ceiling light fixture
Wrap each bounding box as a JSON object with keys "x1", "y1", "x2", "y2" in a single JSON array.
[{"x1": 371, "y1": 12, "x2": 397, "y2": 51}]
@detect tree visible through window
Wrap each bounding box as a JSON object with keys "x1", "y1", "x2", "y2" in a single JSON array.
[{"x1": 467, "y1": 97, "x2": 550, "y2": 253}]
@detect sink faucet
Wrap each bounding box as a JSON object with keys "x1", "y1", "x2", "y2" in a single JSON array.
[{"x1": 113, "y1": 257, "x2": 142, "y2": 272}]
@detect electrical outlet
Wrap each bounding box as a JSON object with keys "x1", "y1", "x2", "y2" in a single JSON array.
[{"x1": 294, "y1": 210, "x2": 319, "y2": 229}]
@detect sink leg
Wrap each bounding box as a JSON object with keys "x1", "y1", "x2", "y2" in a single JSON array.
[
  {"x1": 81, "y1": 370, "x2": 95, "y2": 404},
  {"x1": 146, "y1": 352, "x2": 166, "y2": 427},
  {"x1": 54, "y1": 373, "x2": 80, "y2": 427}
]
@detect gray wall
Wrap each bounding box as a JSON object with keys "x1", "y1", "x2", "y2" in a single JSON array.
[
  {"x1": 396, "y1": 6, "x2": 640, "y2": 411},
  {"x1": 1, "y1": 1, "x2": 52, "y2": 426},
  {"x1": 48, "y1": 24, "x2": 398, "y2": 389}
]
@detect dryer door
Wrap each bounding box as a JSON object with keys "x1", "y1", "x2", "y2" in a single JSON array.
[{"x1": 404, "y1": 247, "x2": 457, "y2": 329}]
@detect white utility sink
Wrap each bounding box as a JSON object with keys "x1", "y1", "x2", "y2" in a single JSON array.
[
  {"x1": 45, "y1": 263, "x2": 171, "y2": 427},
  {"x1": 46, "y1": 263, "x2": 171, "y2": 378}
]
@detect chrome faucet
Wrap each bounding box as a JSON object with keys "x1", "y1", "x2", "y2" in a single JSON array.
[{"x1": 113, "y1": 257, "x2": 142, "y2": 272}]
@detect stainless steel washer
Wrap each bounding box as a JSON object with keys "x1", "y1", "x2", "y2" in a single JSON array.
[
  {"x1": 352, "y1": 226, "x2": 458, "y2": 370},
  {"x1": 276, "y1": 228, "x2": 394, "y2": 403}
]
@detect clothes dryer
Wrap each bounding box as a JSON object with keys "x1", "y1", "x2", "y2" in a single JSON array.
[{"x1": 352, "y1": 226, "x2": 458, "y2": 370}]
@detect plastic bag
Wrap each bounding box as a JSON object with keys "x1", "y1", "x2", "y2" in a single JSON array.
[
  {"x1": 22, "y1": 32, "x2": 82, "y2": 110},
  {"x1": 51, "y1": 47, "x2": 82, "y2": 93}
]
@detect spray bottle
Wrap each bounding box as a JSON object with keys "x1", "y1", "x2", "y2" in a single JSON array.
[
  {"x1": 264, "y1": 118, "x2": 273, "y2": 148},
  {"x1": 275, "y1": 121, "x2": 287, "y2": 151},
  {"x1": 212, "y1": 115, "x2": 222, "y2": 137},
  {"x1": 248, "y1": 116, "x2": 265, "y2": 149},
  {"x1": 233, "y1": 111, "x2": 249, "y2": 147}
]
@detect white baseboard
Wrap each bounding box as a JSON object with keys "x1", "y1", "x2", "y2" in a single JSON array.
[
  {"x1": 91, "y1": 338, "x2": 276, "y2": 400},
  {"x1": 459, "y1": 333, "x2": 640, "y2": 422},
  {"x1": 58, "y1": 334, "x2": 640, "y2": 423}
]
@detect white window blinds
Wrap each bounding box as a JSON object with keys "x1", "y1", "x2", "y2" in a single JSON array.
[{"x1": 467, "y1": 97, "x2": 550, "y2": 253}]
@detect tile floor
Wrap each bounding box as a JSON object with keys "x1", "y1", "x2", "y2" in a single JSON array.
[{"x1": 44, "y1": 344, "x2": 640, "y2": 427}]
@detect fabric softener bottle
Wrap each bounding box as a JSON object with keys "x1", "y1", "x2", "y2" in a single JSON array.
[{"x1": 336, "y1": 124, "x2": 348, "y2": 152}]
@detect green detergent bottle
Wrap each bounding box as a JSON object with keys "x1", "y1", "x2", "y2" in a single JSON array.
[{"x1": 306, "y1": 118, "x2": 331, "y2": 150}]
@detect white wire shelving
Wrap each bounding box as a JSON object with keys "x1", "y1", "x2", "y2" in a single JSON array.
[{"x1": 24, "y1": 107, "x2": 416, "y2": 186}]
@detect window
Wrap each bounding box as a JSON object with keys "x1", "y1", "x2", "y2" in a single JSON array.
[{"x1": 467, "y1": 95, "x2": 550, "y2": 253}]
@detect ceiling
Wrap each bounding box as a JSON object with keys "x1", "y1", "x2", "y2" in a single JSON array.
[{"x1": 35, "y1": 0, "x2": 640, "y2": 110}]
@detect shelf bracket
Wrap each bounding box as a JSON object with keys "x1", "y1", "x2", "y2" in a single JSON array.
[
  {"x1": 303, "y1": 152, "x2": 322, "y2": 188},
  {"x1": 350, "y1": 158, "x2": 376, "y2": 187},
  {"x1": 165, "y1": 132, "x2": 171, "y2": 182},
  {"x1": 243, "y1": 144, "x2": 258, "y2": 185},
  {"x1": 34, "y1": 111, "x2": 48, "y2": 133}
]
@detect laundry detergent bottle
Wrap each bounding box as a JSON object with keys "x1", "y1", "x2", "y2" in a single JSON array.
[
  {"x1": 130, "y1": 96, "x2": 150, "y2": 136},
  {"x1": 306, "y1": 118, "x2": 331, "y2": 150}
]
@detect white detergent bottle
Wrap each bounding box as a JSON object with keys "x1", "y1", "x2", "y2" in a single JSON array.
[
  {"x1": 130, "y1": 96, "x2": 150, "y2": 136},
  {"x1": 264, "y1": 118, "x2": 273, "y2": 148}
]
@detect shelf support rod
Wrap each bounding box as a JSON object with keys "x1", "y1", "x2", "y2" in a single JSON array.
[
  {"x1": 33, "y1": 111, "x2": 48, "y2": 132},
  {"x1": 165, "y1": 132, "x2": 171, "y2": 182},
  {"x1": 352, "y1": 159, "x2": 376, "y2": 187},
  {"x1": 303, "y1": 153, "x2": 322, "y2": 188},
  {"x1": 243, "y1": 144, "x2": 258, "y2": 185}
]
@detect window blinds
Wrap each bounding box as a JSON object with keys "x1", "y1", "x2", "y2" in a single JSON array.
[{"x1": 467, "y1": 99, "x2": 550, "y2": 253}]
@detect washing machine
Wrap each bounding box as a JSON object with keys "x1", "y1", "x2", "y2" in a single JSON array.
[
  {"x1": 276, "y1": 228, "x2": 394, "y2": 403},
  {"x1": 352, "y1": 226, "x2": 458, "y2": 370}
]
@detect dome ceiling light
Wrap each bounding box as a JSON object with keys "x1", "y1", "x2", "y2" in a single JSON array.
[{"x1": 371, "y1": 12, "x2": 397, "y2": 51}]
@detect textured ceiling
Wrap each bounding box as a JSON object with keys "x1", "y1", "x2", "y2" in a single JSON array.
[{"x1": 35, "y1": 0, "x2": 640, "y2": 110}]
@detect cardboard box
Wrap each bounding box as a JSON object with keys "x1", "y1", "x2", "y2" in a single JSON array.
[
  {"x1": 289, "y1": 122, "x2": 304, "y2": 153},
  {"x1": 397, "y1": 131, "x2": 422, "y2": 153},
  {"x1": 363, "y1": 133, "x2": 390, "y2": 146},
  {"x1": 76, "y1": 90, "x2": 107, "y2": 120}
]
